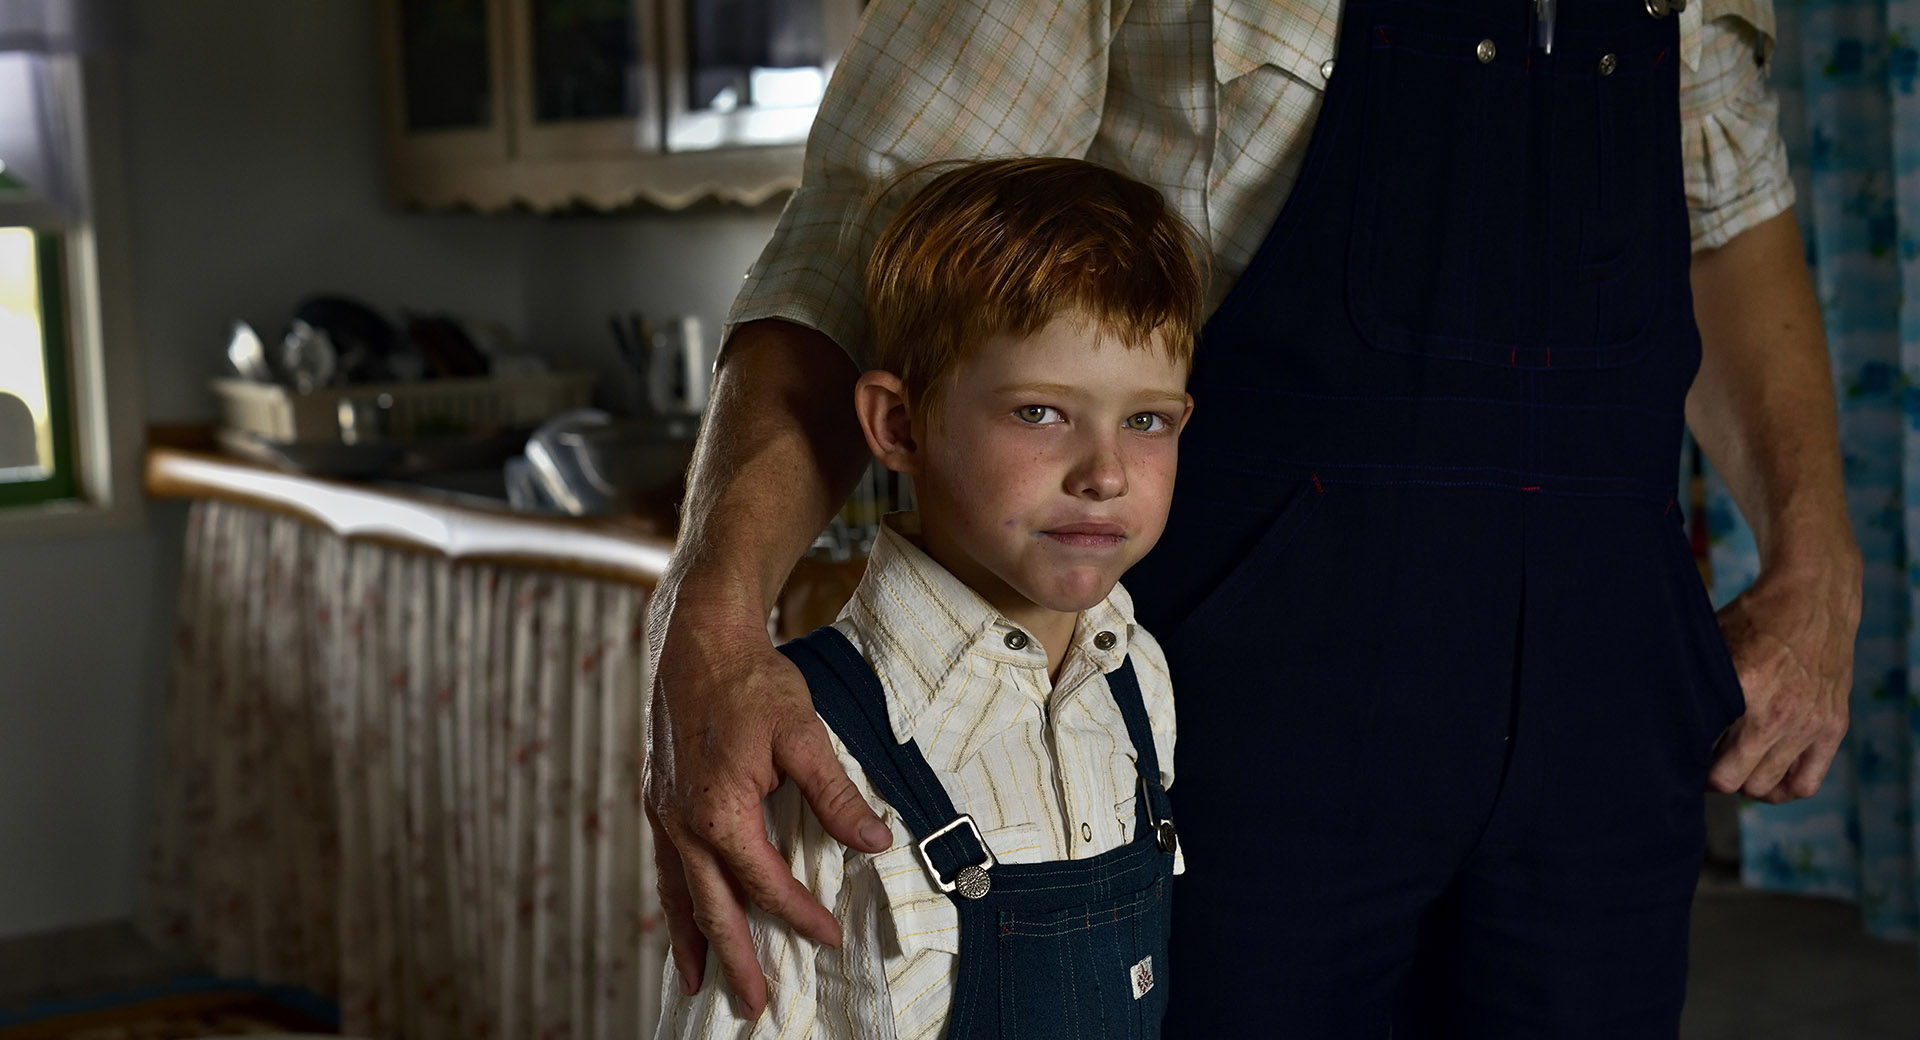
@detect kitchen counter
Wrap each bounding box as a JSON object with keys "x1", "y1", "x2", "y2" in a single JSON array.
[{"x1": 145, "y1": 446, "x2": 675, "y2": 588}]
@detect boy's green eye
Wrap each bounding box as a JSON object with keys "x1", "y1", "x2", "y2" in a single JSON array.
[
  {"x1": 1017, "y1": 405, "x2": 1058, "y2": 424},
  {"x1": 1126, "y1": 413, "x2": 1166, "y2": 432}
]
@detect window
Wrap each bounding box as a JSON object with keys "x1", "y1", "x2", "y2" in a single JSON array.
[
  {"x1": 0, "y1": 223, "x2": 75, "y2": 505},
  {"x1": 0, "y1": 44, "x2": 144, "y2": 535}
]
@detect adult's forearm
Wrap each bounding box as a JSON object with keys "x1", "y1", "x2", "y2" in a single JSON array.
[
  {"x1": 668, "y1": 318, "x2": 872, "y2": 615},
  {"x1": 1684, "y1": 209, "x2": 1856, "y2": 575}
]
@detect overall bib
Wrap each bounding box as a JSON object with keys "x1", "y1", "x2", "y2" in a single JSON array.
[
  {"x1": 1122, "y1": 0, "x2": 1746, "y2": 1034},
  {"x1": 780, "y1": 628, "x2": 1182, "y2": 1039}
]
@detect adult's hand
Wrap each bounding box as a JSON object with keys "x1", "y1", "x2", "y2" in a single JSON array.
[
  {"x1": 641, "y1": 319, "x2": 887, "y2": 1018},
  {"x1": 1707, "y1": 554, "x2": 1861, "y2": 802},
  {"x1": 1685, "y1": 210, "x2": 1861, "y2": 804}
]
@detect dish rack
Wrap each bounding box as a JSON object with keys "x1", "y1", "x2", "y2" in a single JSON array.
[{"x1": 213, "y1": 372, "x2": 596, "y2": 443}]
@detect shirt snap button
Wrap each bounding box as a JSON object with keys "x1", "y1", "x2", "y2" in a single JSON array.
[
  {"x1": 1476, "y1": 38, "x2": 1496, "y2": 63},
  {"x1": 1094, "y1": 631, "x2": 1117, "y2": 651},
  {"x1": 1081, "y1": 822, "x2": 1093, "y2": 842},
  {"x1": 1598, "y1": 53, "x2": 1618, "y2": 75},
  {"x1": 1644, "y1": 0, "x2": 1671, "y2": 18},
  {"x1": 1004, "y1": 630, "x2": 1030, "y2": 651},
  {"x1": 1319, "y1": 58, "x2": 1335, "y2": 80}
]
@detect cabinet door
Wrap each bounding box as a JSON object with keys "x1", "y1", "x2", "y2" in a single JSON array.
[
  {"x1": 660, "y1": 0, "x2": 863, "y2": 152},
  {"x1": 377, "y1": 0, "x2": 512, "y2": 172},
  {"x1": 507, "y1": 0, "x2": 663, "y2": 161}
]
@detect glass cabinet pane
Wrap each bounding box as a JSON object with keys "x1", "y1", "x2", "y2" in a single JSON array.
[
  {"x1": 670, "y1": 0, "x2": 837, "y2": 150},
  {"x1": 398, "y1": 0, "x2": 496, "y2": 131},
  {"x1": 531, "y1": 0, "x2": 644, "y2": 123}
]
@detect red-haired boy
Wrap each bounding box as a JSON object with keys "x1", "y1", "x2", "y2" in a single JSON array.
[{"x1": 656, "y1": 157, "x2": 1204, "y2": 1039}]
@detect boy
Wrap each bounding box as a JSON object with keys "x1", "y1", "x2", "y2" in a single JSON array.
[{"x1": 656, "y1": 157, "x2": 1204, "y2": 1039}]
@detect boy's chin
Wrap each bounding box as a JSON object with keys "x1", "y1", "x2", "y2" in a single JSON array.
[{"x1": 1024, "y1": 572, "x2": 1122, "y2": 614}]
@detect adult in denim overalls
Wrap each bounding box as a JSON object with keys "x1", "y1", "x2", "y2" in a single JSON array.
[{"x1": 1124, "y1": 0, "x2": 1749, "y2": 1033}]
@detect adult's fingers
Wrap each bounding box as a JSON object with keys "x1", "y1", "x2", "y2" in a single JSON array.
[
  {"x1": 703, "y1": 797, "x2": 844, "y2": 948},
  {"x1": 776, "y1": 715, "x2": 891, "y2": 853},
  {"x1": 679, "y1": 838, "x2": 770, "y2": 1017},
  {"x1": 649, "y1": 816, "x2": 707, "y2": 995},
  {"x1": 1706, "y1": 716, "x2": 1768, "y2": 794}
]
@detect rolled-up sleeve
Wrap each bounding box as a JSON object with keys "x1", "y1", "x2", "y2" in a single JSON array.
[
  {"x1": 724, "y1": 0, "x2": 1123, "y2": 368},
  {"x1": 1679, "y1": 0, "x2": 1796, "y2": 251}
]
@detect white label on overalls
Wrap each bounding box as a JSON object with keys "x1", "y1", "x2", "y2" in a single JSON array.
[{"x1": 1130, "y1": 955, "x2": 1155, "y2": 999}]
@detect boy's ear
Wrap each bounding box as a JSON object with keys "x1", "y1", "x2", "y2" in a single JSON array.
[
  {"x1": 1176, "y1": 392, "x2": 1195, "y2": 434},
  {"x1": 854, "y1": 370, "x2": 920, "y2": 475}
]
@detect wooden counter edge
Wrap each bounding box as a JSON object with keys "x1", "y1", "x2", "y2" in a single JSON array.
[{"x1": 146, "y1": 447, "x2": 675, "y2": 589}]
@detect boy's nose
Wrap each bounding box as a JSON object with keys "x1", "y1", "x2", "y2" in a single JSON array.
[{"x1": 1070, "y1": 441, "x2": 1128, "y2": 500}]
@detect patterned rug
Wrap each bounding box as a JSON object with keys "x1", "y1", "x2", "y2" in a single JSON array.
[{"x1": 0, "y1": 980, "x2": 338, "y2": 1040}]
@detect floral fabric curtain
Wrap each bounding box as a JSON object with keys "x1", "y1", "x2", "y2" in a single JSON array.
[
  {"x1": 142, "y1": 500, "x2": 669, "y2": 1038},
  {"x1": 1706, "y1": 0, "x2": 1920, "y2": 942}
]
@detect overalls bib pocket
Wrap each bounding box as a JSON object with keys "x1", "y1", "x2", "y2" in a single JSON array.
[
  {"x1": 996, "y1": 875, "x2": 1172, "y2": 1040},
  {"x1": 1346, "y1": 14, "x2": 1680, "y2": 370}
]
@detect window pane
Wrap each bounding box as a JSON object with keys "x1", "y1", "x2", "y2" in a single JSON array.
[{"x1": 0, "y1": 227, "x2": 52, "y2": 482}]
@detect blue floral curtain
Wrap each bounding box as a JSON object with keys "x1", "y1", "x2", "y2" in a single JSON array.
[{"x1": 1707, "y1": 0, "x2": 1920, "y2": 941}]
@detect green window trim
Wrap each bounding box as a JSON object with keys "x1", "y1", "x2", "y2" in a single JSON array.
[{"x1": 0, "y1": 230, "x2": 77, "y2": 507}]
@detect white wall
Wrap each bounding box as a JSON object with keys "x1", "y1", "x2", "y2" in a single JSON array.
[{"x1": 0, "y1": 0, "x2": 558, "y2": 939}]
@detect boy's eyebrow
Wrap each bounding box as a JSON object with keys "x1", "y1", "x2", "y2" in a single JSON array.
[{"x1": 995, "y1": 381, "x2": 1189, "y2": 405}]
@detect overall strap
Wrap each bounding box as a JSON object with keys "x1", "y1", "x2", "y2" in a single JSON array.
[
  {"x1": 777, "y1": 627, "x2": 993, "y2": 885},
  {"x1": 1106, "y1": 656, "x2": 1176, "y2": 838}
]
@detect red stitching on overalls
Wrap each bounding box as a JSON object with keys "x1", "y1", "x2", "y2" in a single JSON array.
[
  {"x1": 1655, "y1": 48, "x2": 1668, "y2": 65},
  {"x1": 1311, "y1": 472, "x2": 1326, "y2": 494},
  {"x1": 1377, "y1": 27, "x2": 1390, "y2": 44},
  {"x1": 1522, "y1": 485, "x2": 1542, "y2": 492},
  {"x1": 1665, "y1": 496, "x2": 1675, "y2": 515},
  {"x1": 1510, "y1": 347, "x2": 1518, "y2": 366},
  {"x1": 1546, "y1": 348, "x2": 1552, "y2": 367}
]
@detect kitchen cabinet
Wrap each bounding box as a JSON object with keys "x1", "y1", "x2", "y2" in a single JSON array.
[{"x1": 376, "y1": 0, "x2": 862, "y2": 212}]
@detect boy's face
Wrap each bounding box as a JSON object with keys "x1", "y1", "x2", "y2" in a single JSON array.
[{"x1": 912, "y1": 314, "x2": 1193, "y2": 618}]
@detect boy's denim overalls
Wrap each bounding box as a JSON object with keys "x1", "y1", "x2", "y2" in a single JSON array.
[
  {"x1": 781, "y1": 628, "x2": 1181, "y2": 1038},
  {"x1": 1122, "y1": 0, "x2": 1745, "y2": 1034}
]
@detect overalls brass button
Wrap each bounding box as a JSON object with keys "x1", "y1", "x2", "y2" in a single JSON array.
[
  {"x1": 1644, "y1": 0, "x2": 1671, "y2": 18},
  {"x1": 1094, "y1": 630, "x2": 1117, "y2": 650},
  {"x1": 1598, "y1": 53, "x2": 1618, "y2": 75},
  {"x1": 1476, "y1": 38, "x2": 1497, "y2": 63},
  {"x1": 1004, "y1": 630, "x2": 1030, "y2": 651},
  {"x1": 1320, "y1": 58, "x2": 1336, "y2": 80}
]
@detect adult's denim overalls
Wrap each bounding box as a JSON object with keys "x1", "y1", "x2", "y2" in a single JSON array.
[
  {"x1": 1123, "y1": 0, "x2": 1747, "y2": 1034},
  {"x1": 781, "y1": 628, "x2": 1181, "y2": 1038}
]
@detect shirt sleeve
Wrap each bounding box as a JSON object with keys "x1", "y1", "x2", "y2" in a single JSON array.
[
  {"x1": 1678, "y1": 0, "x2": 1796, "y2": 250},
  {"x1": 724, "y1": 0, "x2": 1127, "y2": 368}
]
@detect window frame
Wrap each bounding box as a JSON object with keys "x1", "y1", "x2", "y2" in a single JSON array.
[{"x1": 0, "y1": 55, "x2": 146, "y2": 539}]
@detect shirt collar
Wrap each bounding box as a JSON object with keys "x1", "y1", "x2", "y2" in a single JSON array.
[{"x1": 843, "y1": 513, "x2": 1139, "y2": 746}]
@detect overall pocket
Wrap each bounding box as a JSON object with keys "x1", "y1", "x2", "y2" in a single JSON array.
[
  {"x1": 1346, "y1": 17, "x2": 1680, "y2": 370},
  {"x1": 996, "y1": 877, "x2": 1171, "y2": 1040}
]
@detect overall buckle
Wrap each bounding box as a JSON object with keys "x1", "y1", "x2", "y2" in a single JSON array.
[
  {"x1": 916, "y1": 814, "x2": 997, "y2": 899},
  {"x1": 1141, "y1": 775, "x2": 1179, "y2": 855}
]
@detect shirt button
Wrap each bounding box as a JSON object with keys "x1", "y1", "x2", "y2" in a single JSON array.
[
  {"x1": 1319, "y1": 58, "x2": 1335, "y2": 80},
  {"x1": 1598, "y1": 53, "x2": 1618, "y2": 75},
  {"x1": 1094, "y1": 631, "x2": 1117, "y2": 651},
  {"x1": 1004, "y1": 630, "x2": 1030, "y2": 651},
  {"x1": 1476, "y1": 38, "x2": 1497, "y2": 63},
  {"x1": 1081, "y1": 822, "x2": 1093, "y2": 842}
]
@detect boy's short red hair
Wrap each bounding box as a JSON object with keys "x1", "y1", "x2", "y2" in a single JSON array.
[{"x1": 864, "y1": 157, "x2": 1206, "y2": 421}]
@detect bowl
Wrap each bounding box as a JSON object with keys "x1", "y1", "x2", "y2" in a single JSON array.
[{"x1": 554, "y1": 415, "x2": 699, "y2": 510}]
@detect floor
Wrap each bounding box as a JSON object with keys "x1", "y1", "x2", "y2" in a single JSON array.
[{"x1": 0, "y1": 892, "x2": 1915, "y2": 1036}]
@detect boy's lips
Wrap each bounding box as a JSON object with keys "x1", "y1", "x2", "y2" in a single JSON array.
[{"x1": 1040, "y1": 521, "x2": 1127, "y2": 549}]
